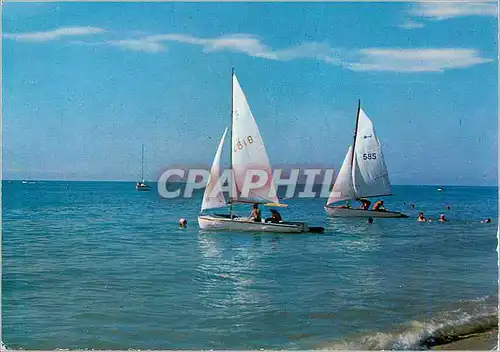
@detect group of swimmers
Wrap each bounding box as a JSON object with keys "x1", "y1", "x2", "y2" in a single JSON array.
[{"x1": 417, "y1": 212, "x2": 447, "y2": 222}]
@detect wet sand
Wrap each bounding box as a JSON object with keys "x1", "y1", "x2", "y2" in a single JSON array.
[{"x1": 432, "y1": 329, "x2": 498, "y2": 350}]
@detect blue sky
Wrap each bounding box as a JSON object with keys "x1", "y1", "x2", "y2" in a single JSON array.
[{"x1": 3, "y1": 2, "x2": 498, "y2": 185}]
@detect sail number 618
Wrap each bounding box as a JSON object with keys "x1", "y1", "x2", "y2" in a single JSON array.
[
  {"x1": 363, "y1": 153, "x2": 377, "y2": 160},
  {"x1": 235, "y1": 136, "x2": 254, "y2": 151}
]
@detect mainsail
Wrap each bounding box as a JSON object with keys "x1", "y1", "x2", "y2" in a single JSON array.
[
  {"x1": 326, "y1": 104, "x2": 392, "y2": 206},
  {"x1": 352, "y1": 108, "x2": 392, "y2": 198},
  {"x1": 230, "y1": 74, "x2": 279, "y2": 204},
  {"x1": 201, "y1": 127, "x2": 228, "y2": 212}
]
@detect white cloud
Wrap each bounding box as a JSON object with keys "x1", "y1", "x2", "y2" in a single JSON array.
[
  {"x1": 143, "y1": 33, "x2": 278, "y2": 59},
  {"x1": 111, "y1": 33, "x2": 343, "y2": 63},
  {"x1": 410, "y1": 2, "x2": 497, "y2": 20},
  {"x1": 11, "y1": 27, "x2": 492, "y2": 73},
  {"x1": 399, "y1": 20, "x2": 425, "y2": 29},
  {"x1": 202, "y1": 34, "x2": 277, "y2": 59},
  {"x1": 111, "y1": 33, "x2": 492, "y2": 73},
  {"x1": 107, "y1": 39, "x2": 165, "y2": 53},
  {"x1": 346, "y1": 48, "x2": 493, "y2": 73},
  {"x1": 4, "y1": 26, "x2": 105, "y2": 42},
  {"x1": 272, "y1": 42, "x2": 343, "y2": 64}
]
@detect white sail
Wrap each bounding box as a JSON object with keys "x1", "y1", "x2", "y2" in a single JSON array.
[
  {"x1": 352, "y1": 108, "x2": 392, "y2": 198},
  {"x1": 326, "y1": 145, "x2": 356, "y2": 205},
  {"x1": 201, "y1": 127, "x2": 228, "y2": 212},
  {"x1": 231, "y1": 74, "x2": 279, "y2": 204}
]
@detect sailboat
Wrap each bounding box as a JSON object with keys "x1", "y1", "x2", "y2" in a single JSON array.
[
  {"x1": 198, "y1": 69, "x2": 323, "y2": 233},
  {"x1": 136, "y1": 144, "x2": 150, "y2": 191},
  {"x1": 324, "y1": 100, "x2": 407, "y2": 218}
]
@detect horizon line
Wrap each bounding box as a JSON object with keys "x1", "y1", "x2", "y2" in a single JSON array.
[{"x1": 2, "y1": 179, "x2": 498, "y2": 188}]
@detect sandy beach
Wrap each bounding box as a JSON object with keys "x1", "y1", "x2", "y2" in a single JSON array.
[{"x1": 432, "y1": 329, "x2": 498, "y2": 350}]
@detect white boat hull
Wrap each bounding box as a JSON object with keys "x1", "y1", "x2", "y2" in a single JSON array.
[
  {"x1": 324, "y1": 206, "x2": 408, "y2": 218},
  {"x1": 198, "y1": 215, "x2": 309, "y2": 233}
]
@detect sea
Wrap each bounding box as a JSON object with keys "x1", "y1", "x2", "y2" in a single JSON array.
[{"x1": 2, "y1": 181, "x2": 498, "y2": 350}]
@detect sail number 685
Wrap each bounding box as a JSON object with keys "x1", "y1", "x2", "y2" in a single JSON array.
[{"x1": 363, "y1": 153, "x2": 377, "y2": 160}]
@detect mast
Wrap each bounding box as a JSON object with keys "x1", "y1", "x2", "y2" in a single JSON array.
[
  {"x1": 229, "y1": 67, "x2": 235, "y2": 218},
  {"x1": 141, "y1": 144, "x2": 145, "y2": 182},
  {"x1": 350, "y1": 99, "x2": 361, "y2": 199}
]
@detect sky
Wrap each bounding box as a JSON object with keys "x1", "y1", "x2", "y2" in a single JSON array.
[{"x1": 2, "y1": 1, "x2": 498, "y2": 185}]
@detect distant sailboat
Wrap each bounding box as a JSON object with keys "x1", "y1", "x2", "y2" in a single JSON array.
[
  {"x1": 136, "y1": 144, "x2": 150, "y2": 191},
  {"x1": 198, "y1": 69, "x2": 323, "y2": 233},
  {"x1": 325, "y1": 100, "x2": 407, "y2": 218}
]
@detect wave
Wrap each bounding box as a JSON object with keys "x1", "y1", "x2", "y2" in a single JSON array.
[
  {"x1": 2, "y1": 297, "x2": 497, "y2": 350},
  {"x1": 318, "y1": 296, "x2": 498, "y2": 350}
]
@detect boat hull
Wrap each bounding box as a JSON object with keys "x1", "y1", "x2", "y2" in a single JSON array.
[
  {"x1": 136, "y1": 184, "x2": 150, "y2": 191},
  {"x1": 324, "y1": 206, "x2": 408, "y2": 218},
  {"x1": 198, "y1": 215, "x2": 309, "y2": 233}
]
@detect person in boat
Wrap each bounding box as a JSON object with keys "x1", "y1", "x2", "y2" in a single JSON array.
[
  {"x1": 357, "y1": 198, "x2": 371, "y2": 210},
  {"x1": 438, "y1": 214, "x2": 448, "y2": 222},
  {"x1": 372, "y1": 200, "x2": 386, "y2": 212},
  {"x1": 417, "y1": 212, "x2": 426, "y2": 222},
  {"x1": 265, "y1": 209, "x2": 283, "y2": 223},
  {"x1": 249, "y1": 204, "x2": 262, "y2": 222},
  {"x1": 339, "y1": 200, "x2": 352, "y2": 209}
]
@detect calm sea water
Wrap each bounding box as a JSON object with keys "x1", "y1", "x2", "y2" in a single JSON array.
[{"x1": 2, "y1": 181, "x2": 498, "y2": 350}]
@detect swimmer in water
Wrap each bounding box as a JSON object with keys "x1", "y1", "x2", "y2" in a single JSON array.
[
  {"x1": 417, "y1": 212, "x2": 426, "y2": 222},
  {"x1": 178, "y1": 218, "x2": 187, "y2": 228},
  {"x1": 439, "y1": 214, "x2": 448, "y2": 222}
]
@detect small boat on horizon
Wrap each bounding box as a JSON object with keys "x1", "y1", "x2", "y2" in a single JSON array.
[
  {"x1": 198, "y1": 69, "x2": 323, "y2": 233},
  {"x1": 136, "y1": 144, "x2": 150, "y2": 191},
  {"x1": 325, "y1": 100, "x2": 407, "y2": 218}
]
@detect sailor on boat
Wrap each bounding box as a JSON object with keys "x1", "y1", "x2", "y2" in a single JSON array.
[
  {"x1": 265, "y1": 209, "x2": 282, "y2": 223},
  {"x1": 339, "y1": 200, "x2": 352, "y2": 209},
  {"x1": 357, "y1": 198, "x2": 371, "y2": 210},
  {"x1": 249, "y1": 204, "x2": 262, "y2": 222},
  {"x1": 372, "y1": 200, "x2": 386, "y2": 212}
]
